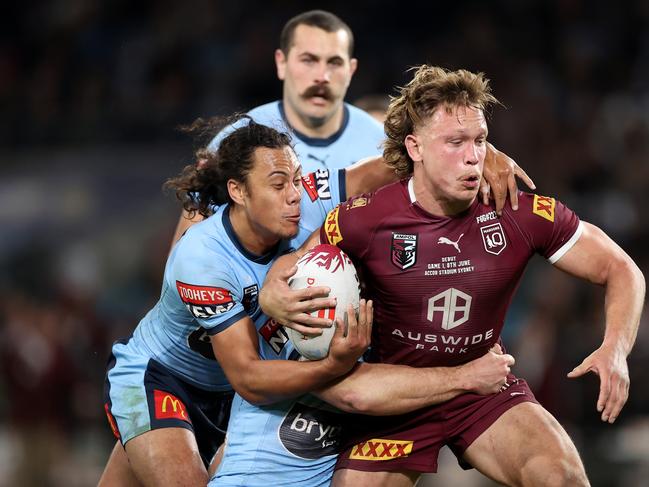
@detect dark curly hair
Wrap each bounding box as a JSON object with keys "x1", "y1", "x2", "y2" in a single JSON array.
[
  {"x1": 384, "y1": 65, "x2": 500, "y2": 178},
  {"x1": 164, "y1": 115, "x2": 293, "y2": 217}
]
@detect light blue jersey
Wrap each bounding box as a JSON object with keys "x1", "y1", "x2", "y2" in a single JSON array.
[
  {"x1": 135, "y1": 205, "x2": 295, "y2": 387},
  {"x1": 106, "y1": 170, "x2": 344, "y2": 446},
  {"x1": 211, "y1": 170, "x2": 350, "y2": 486},
  {"x1": 214, "y1": 395, "x2": 345, "y2": 486},
  {"x1": 207, "y1": 101, "x2": 384, "y2": 173}
]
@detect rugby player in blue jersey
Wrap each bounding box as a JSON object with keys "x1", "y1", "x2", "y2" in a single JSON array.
[{"x1": 99, "y1": 114, "x2": 530, "y2": 487}]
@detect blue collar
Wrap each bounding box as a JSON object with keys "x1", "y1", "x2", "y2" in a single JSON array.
[
  {"x1": 278, "y1": 101, "x2": 350, "y2": 147},
  {"x1": 221, "y1": 206, "x2": 279, "y2": 265}
]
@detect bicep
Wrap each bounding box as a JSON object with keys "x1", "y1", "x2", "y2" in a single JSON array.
[
  {"x1": 345, "y1": 156, "x2": 396, "y2": 196},
  {"x1": 553, "y1": 222, "x2": 626, "y2": 285}
]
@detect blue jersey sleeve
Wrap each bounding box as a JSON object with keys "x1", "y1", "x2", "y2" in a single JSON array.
[{"x1": 171, "y1": 244, "x2": 247, "y2": 335}]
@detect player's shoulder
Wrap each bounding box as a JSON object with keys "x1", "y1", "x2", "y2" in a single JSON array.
[
  {"x1": 506, "y1": 191, "x2": 561, "y2": 223},
  {"x1": 339, "y1": 180, "x2": 406, "y2": 218},
  {"x1": 248, "y1": 100, "x2": 281, "y2": 119},
  {"x1": 174, "y1": 212, "x2": 231, "y2": 268},
  {"x1": 345, "y1": 104, "x2": 384, "y2": 132}
]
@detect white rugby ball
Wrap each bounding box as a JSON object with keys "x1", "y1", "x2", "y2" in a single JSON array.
[{"x1": 286, "y1": 244, "x2": 360, "y2": 360}]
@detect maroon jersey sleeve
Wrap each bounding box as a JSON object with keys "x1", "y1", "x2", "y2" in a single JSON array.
[
  {"x1": 508, "y1": 192, "x2": 582, "y2": 262},
  {"x1": 319, "y1": 193, "x2": 379, "y2": 260}
]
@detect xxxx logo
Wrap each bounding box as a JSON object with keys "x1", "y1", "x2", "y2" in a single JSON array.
[
  {"x1": 533, "y1": 195, "x2": 555, "y2": 222},
  {"x1": 349, "y1": 438, "x2": 413, "y2": 461},
  {"x1": 324, "y1": 207, "x2": 343, "y2": 245}
]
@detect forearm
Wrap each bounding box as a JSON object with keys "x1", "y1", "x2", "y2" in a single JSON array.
[
  {"x1": 601, "y1": 256, "x2": 645, "y2": 356},
  {"x1": 233, "y1": 356, "x2": 354, "y2": 406},
  {"x1": 314, "y1": 362, "x2": 469, "y2": 415}
]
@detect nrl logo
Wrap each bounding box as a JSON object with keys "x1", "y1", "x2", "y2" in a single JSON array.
[{"x1": 391, "y1": 233, "x2": 418, "y2": 270}]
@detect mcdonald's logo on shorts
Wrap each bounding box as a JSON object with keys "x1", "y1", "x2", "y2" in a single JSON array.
[
  {"x1": 153, "y1": 390, "x2": 191, "y2": 422},
  {"x1": 349, "y1": 438, "x2": 414, "y2": 461}
]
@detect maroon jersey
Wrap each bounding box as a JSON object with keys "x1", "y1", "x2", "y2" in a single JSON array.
[{"x1": 320, "y1": 179, "x2": 581, "y2": 367}]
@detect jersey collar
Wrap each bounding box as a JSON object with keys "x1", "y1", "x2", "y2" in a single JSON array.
[
  {"x1": 278, "y1": 101, "x2": 350, "y2": 147},
  {"x1": 221, "y1": 206, "x2": 280, "y2": 265}
]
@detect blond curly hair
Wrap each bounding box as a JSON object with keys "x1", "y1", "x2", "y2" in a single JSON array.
[{"x1": 384, "y1": 65, "x2": 500, "y2": 177}]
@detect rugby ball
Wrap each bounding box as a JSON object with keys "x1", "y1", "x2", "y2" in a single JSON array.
[{"x1": 286, "y1": 244, "x2": 360, "y2": 360}]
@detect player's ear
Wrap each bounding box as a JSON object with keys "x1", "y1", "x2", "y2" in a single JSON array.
[
  {"x1": 405, "y1": 134, "x2": 423, "y2": 163},
  {"x1": 228, "y1": 179, "x2": 247, "y2": 206},
  {"x1": 349, "y1": 57, "x2": 358, "y2": 77},
  {"x1": 275, "y1": 49, "x2": 287, "y2": 80}
]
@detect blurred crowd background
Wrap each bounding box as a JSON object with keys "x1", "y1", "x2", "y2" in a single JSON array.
[{"x1": 1, "y1": 1, "x2": 648, "y2": 485}]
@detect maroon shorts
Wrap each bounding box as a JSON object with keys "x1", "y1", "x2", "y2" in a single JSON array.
[{"x1": 335, "y1": 374, "x2": 537, "y2": 473}]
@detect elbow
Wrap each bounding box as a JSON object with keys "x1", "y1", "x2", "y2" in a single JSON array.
[
  {"x1": 631, "y1": 260, "x2": 646, "y2": 295},
  {"x1": 618, "y1": 255, "x2": 646, "y2": 296},
  {"x1": 331, "y1": 389, "x2": 376, "y2": 415},
  {"x1": 236, "y1": 389, "x2": 273, "y2": 406},
  {"x1": 229, "y1": 369, "x2": 274, "y2": 406}
]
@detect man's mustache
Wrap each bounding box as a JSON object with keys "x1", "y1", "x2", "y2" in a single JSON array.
[{"x1": 301, "y1": 85, "x2": 333, "y2": 100}]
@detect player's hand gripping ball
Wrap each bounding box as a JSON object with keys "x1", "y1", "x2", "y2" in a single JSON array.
[{"x1": 286, "y1": 244, "x2": 360, "y2": 360}]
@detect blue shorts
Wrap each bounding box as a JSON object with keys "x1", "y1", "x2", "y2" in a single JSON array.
[{"x1": 104, "y1": 339, "x2": 233, "y2": 467}]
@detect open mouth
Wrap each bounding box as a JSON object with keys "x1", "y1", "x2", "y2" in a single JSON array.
[{"x1": 462, "y1": 174, "x2": 480, "y2": 189}]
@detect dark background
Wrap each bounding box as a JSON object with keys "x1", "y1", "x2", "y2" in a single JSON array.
[{"x1": 1, "y1": 1, "x2": 648, "y2": 485}]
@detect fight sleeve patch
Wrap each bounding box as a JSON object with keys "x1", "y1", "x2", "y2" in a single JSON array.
[{"x1": 176, "y1": 281, "x2": 235, "y2": 318}]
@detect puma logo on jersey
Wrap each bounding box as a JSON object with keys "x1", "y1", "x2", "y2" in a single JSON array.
[
  {"x1": 307, "y1": 154, "x2": 330, "y2": 165},
  {"x1": 437, "y1": 233, "x2": 464, "y2": 253}
]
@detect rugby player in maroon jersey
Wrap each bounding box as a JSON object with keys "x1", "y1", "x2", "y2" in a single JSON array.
[{"x1": 263, "y1": 65, "x2": 645, "y2": 486}]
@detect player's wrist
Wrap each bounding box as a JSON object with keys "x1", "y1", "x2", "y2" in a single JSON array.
[
  {"x1": 452, "y1": 363, "x2": 477, "y2": 393},
  {"x1": 321, "y1": 354, "x2": 356, "y2": 378}
]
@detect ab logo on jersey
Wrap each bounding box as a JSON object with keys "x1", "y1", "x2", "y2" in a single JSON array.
[
  {"x1": 480, "y1": 223, "x2": 507, "y2": 255},
  {"x1": 391, "y1": 233, "x2": 418, "y2": 270},
  {"x1": 533, "y1": 195, "x2": 555, "y2": 222},
  {"x1": 176, "y1": 281, "x2": 235, "y2": 319}
]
